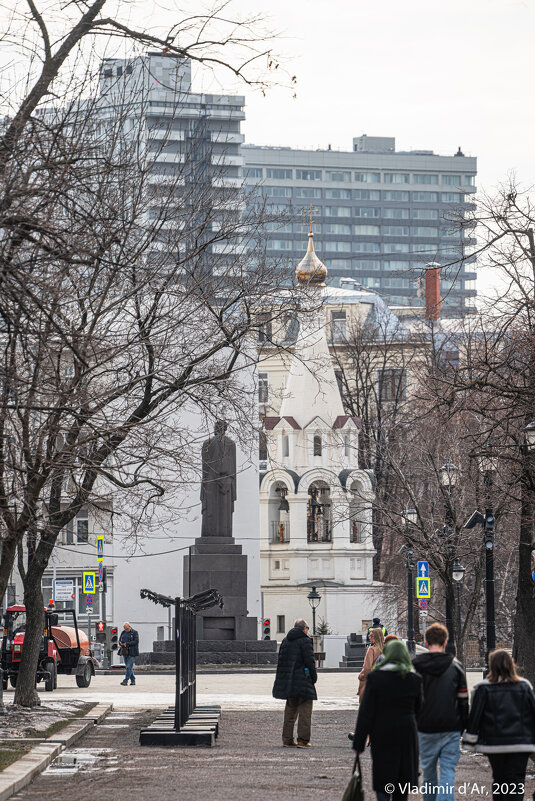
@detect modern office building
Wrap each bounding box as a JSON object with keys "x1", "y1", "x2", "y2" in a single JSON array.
[{"x1": 243, "y1": 136, "x2": 477, "y2": 314}]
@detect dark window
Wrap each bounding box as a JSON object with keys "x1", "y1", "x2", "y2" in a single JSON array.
[
  {"x1": 259, "y1": 432, "x2": 268, "y2": 462},
  {"x1": 257, "y1": 315, "x2": 273, "y2": 343},
  {"x1": 126, "y1": 65, "x2": 133, "y2": 75},
  {"x1": 117, "y1": 66, "x2": 123, "y2": 77},
  {"x1": 76, "y1": 510, "x2": 89, "y2": 544},
  {"x1": 258, "y1": 373, "x2": 269, "y2": 404},
  {"x1": 378, "y1": 369, "x2": 407, "y2": 403},
  {"x1": 277, "y1": 615, "x2": 285, "y2": 633},
  {"x1": 313, "y1": 435, "x2": 322, "y2": 456},
  {"x1": 103, "y1": 69, "x2": 113, "y2": 78}
]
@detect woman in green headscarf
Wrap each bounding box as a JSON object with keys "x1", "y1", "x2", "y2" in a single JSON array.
[{"x1": 352, "y1": 640, "x2": 423, "y2": 801}]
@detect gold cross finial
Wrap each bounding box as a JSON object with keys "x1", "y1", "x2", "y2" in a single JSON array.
[{"x1": 304, "y1": 204, "x2": 316, "y2": 234}]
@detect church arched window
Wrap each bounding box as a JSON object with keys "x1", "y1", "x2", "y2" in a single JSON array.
[{"x1": 313, "y1": 434, "x2": 322, "y2": 456}]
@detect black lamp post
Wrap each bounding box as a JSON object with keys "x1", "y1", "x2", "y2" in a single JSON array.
[
  {"x1": 477, "y1": 450, "x2": 497, "y2": 676},
  {"x1": 403, "y1": 508, "x2": 417, "y2": 657},
  {"x1": 307, "y1": 586, "x2": 321, "y2": 635},
  {"x1": 452, "y1": 557, "x2": 465, "y2": 647},
  {"x1": 439, "y1": 463, "x2": 458, "y2": 655}
]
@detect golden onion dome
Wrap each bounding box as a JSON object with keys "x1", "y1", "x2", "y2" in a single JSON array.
[{"x1": 295, "y1": 232, "x2": 327, "y2": 286}]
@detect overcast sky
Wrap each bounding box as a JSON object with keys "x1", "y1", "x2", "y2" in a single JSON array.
[{"x1": 212, "y1": 0, "x2": 534, "y2": 197}]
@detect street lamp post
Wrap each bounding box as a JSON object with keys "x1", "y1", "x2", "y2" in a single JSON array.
[
  {"x1": 403, "y1": 508, "x2": 417, "y2": 657},
  {"x1": 452, "y1": 557, "x2": 465, "y2": 649},
  {"x1": 439, "y1": 463, "x2": 458, "y2": 656},
  {"x1": 478, "y1": 450, "x2": 497, "y2": 676},
  {"x1": 307, "y1": 586, "x2": 321, "y2": 635}
]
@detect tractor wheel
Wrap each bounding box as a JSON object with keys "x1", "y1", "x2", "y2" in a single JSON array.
[
  {"x1": 44, "y1": 660, "x2": 56, "y2": 692},
  {"x1": 9, "y1": 675, "x2": 17, "y2": 688},
  {"x1": 75, "y1": 662, "x2": 92, "y2": 688}
]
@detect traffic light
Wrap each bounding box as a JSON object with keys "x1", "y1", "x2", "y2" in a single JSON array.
[
  {"x1": 96, "y1": 620, "x2": 106, "y2": 643},
  {"x1": 263, "y1": 619, "x2": 271, "y2": 640},
  {"x1": 109, "y1": 626, "x2": 119, "y2": 652}
]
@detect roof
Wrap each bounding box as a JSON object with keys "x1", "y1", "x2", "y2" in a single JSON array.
[
  {"x1": 333, "y1": 415, "x2": 361, "y2": 430},
  {"x1": 263, "y1": 416, "x2": 301, "y2": 430}
]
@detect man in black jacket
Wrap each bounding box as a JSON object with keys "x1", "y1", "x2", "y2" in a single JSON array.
[
  {"x1": 272, "y1": 619, "x2": 318, "y2": 748},
  {"x1": 413, "y1": 622, "x2": 469, "y2": 801}
]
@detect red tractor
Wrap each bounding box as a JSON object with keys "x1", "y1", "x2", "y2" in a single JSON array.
[{"x1": 0, "y1": 604, "x2": 99, "y2": 691}]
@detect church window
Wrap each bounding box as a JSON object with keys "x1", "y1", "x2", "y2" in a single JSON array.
[
  {"x1": 313, "y1": 435, "x2": 322, "y2": 456},
  {"x1": 259, "y1": 432, "x2": 267, "y2": 464},
  {"x1": 282, "y1": 434, "x2": 289, "y2": 458},
  {"x1": 344, "y1": 434, "x2": 351, "y2": 457},
  {"x1": 277, "y1": 615, "x2": 285, "y2": 633}
]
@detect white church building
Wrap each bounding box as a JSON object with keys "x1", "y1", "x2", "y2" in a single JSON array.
[{"x1": 259, "y1": 232, "x2": 386, "y2": 640}]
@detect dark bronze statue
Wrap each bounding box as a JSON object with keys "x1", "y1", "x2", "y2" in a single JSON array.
[{"x1": 200, "y1": 421, "x2": 237, "y2": 538}]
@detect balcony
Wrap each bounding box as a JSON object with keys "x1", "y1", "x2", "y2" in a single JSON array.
[{"x1": 271, "y1": 521, "x2": 290, "y2": 543}]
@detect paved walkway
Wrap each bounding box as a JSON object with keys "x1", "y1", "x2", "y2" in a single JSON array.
[
  {"x1": 10, "y1": 706, "x2": 535, "y2": 801},
  {"x1": 8, "y1": 669, "x2": 484, "y2": 711},
  {"x1": 4, "y1": 672, "x2": 534, "y2": 800}
]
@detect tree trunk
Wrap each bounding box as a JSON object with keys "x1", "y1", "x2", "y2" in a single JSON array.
[
  {"x1": 0, "y1": 537, "x2": 17, "y2": 604},
  {"x1": 14, "y1": 577, "x2": 45, "y2": 707},
  {"x1": 513, "y1": 476, "x2": 535, "y2": 683}
]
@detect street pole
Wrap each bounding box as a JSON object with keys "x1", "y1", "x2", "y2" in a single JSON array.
[
  {"x1": 484, "y1": 507, "x2": 496, "y2": 675},
  {"x1": 407, "y1": 550, "x2": 415, "y2": 657},
  {"x1": 312, "y1": 605, "x2": 316, "y2": 635}
]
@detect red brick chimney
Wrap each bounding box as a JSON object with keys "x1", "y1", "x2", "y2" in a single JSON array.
[{"x1": 425, "y1": 263, "x2": 441, "y2": 321}]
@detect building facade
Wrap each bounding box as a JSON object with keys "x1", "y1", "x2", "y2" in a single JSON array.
[
  {"x1": 243, "y1": 135, "x2": 477, "y2": 315},
  {"x1": 260, "y1": 235, "x2": 388, "y2": 640}
]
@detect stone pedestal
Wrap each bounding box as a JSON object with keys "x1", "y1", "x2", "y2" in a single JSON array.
[
  {"x1": 183, "y1": 536, "x2": 258, "y2": 641},
  {"x1": 339, "y1": 633, "x2": 366, "y2": 670}
]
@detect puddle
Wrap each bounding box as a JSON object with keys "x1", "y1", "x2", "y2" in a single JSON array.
[{"x1": 45, "y1": 749, "x2": 117, "y2": 775}]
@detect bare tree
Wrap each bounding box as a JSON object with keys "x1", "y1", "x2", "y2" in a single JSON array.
[{"x1": 0, "y1": 8, "x2": 294, "y2": 705}]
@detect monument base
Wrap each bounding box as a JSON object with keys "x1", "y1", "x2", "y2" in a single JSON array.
[
  {"x1": 138, "y1": 637, "x2": 277, "y2": 666},
  {"x1": 183, "y1": 536, "x2": 258, "y2": 641}
]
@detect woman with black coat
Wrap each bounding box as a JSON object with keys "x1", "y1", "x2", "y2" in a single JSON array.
[
  {"x1": 462, "y1": 649, "x2": 535, "y2": 800},
  {"x1": 353, "y1": 639, "x2": 423, "y2": 801}
]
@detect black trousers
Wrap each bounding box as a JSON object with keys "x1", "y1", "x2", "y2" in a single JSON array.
[{"x1": 487, "y1": 753, "x2": 529, "y2": 801}]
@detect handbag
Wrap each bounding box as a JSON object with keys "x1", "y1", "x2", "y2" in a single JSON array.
[{"x1": 342, "y1": 752, "x2": 364, "y2": 801}]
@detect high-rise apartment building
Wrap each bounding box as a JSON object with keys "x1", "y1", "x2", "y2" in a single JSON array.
[
  {"x1": 97, "y1": 53, "x2": 246, "y2": 272},
  {"x1": 243, "y1": 136, "x2": 477, "y2": 314}
]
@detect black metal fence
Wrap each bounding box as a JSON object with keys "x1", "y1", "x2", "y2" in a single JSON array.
[{"x1": 140, "y1": 587, "x2": 223, "y2": 732}]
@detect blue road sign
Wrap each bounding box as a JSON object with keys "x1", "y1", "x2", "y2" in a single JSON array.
[
  {"x1": 417, "y1": 561, "x2": 429, "y2": 578},
  {"x1": 98, "y1": 563, "x2": 104, "y2": 582},
  {"x1": 96, "y1": 536, "x2": 104, "y2": 562},
  {"x1": 86, "y1": 595, "x2": 93, "y2": 608},
  {"x1": 532, "y1": 569, "x2": 535, "y2": 584},
  {"x1": 83, "y1": 571, "x2": 96, "y2": 594},
  {"x1": 416, "y1": 577, "x2": 431, "y2": 598},
  {"x1": 419, "y1": 599, "x2": 428, "y2": 610}
]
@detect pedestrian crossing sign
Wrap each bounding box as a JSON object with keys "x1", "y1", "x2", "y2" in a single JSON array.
[
  {"x1": 82, "y1": 571, "x2": 96, "y2": 594},
  {"x1": 96, "y1": 535, "x2": 104, "y2": 562},
  {"x1": 416, "y1": 577, "x2": 430, "y2": 598}
]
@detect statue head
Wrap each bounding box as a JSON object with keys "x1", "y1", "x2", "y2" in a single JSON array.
[{"x1": 214, "y1": 420, "x2": 228, "y2": 437}]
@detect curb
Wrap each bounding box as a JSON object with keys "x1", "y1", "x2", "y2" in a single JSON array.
[{"x1": 0, "y1": 702, "x2": 113, "y2": 801}]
